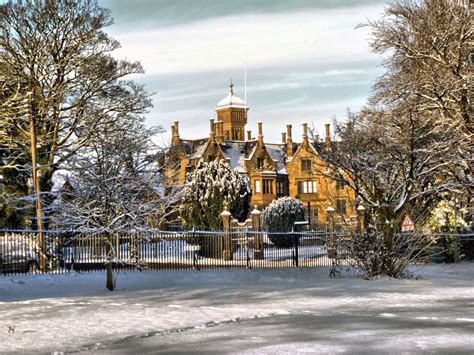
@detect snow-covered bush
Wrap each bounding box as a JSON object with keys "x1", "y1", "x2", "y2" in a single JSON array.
[
  {"x1": 180, "y1": 160, "x2": 251, "y2": 230},
  {"x1": 261, "y1": 197, "x2": 305, "y2": 248},
  {"x1": 347, "y1": 225, "x2": 434, "y2": 278}
]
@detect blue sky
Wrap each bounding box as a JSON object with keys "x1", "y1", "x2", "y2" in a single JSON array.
[{"x1": 100, "y1": 0, "x2": 388, "y2": 142}]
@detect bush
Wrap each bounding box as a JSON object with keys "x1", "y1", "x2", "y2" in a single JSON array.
[
  {"x1": 261, "y1": 197, "x2": 305, "y2": 248},
  {"x1": 348, "y1": 227, "x2": 434, "y2": 278}
]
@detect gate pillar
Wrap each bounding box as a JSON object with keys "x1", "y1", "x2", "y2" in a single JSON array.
[
  {"x1": 221, "y1": 207, "x2": 233, "y2": 261},
  {"x1": 251, "y1": 206, "x2": 263, "y2": 260}
]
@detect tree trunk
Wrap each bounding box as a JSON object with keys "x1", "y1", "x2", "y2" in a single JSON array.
[
  {"x1": 105, "y1": 236, "x2": 114, "y2": 291},
  {"x1": 106, "y1": 261, "x2": 114, "y2": 291}
]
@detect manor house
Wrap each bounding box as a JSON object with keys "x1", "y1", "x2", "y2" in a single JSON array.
[{"x1": 167, "y1": 83, "x2": 356, "y2": 226}]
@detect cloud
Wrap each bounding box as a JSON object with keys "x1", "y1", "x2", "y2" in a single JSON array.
[
  {"x1": 110, "y1": 5, "x2": 384, "y2": 76},
  {"x1": 102, "y1": 2, "x2": 387, "y2": 142}
]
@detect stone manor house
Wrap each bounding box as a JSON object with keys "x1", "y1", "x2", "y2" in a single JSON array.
[{"x1": 167, "y1": 83, "x2": 356, "y2": 227}]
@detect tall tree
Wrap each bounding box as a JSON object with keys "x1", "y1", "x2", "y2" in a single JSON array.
[
  {"x1": 54, "y1": 120, "x2": 176, "y2": 291},
  {"x1": 365, "y1": 0, "x2": 473, "y2": 136},
  {"x1": 0, "y1": 0, "x2": 152, "y2": 229},
  {"x1": 313, "y1": 0, "x2": 473, "y2": 276}
]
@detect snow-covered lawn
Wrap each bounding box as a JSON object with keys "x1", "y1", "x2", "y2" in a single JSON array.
[{"x1": 1, "y1": 263, "x2": 473, "y2": 353}]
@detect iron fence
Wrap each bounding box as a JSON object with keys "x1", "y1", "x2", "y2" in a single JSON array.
[{"x1": 0, "y1": 230, "x2": 473, "y2": 275}]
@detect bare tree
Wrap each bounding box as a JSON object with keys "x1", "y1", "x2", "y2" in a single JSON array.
[
  {"x1": 313, "y1": 105, "x2": 469, "y2": 276},
  {"x1": 310, "y1": 0, "x2": 473, "y2": 277},
  {"x1": 54, "y1": 119, "x2": 181, "y2": 290}
]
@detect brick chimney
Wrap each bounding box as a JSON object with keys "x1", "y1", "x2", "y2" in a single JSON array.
[
  {"x1": 302, "y1": 122, "x2": 308, "y2": 143},
  {"x1": 172, "y1": 121, "x2": 180, "y2": 146},
  {"x1": 247, "y1": 130, "x2": 252, "y2": 141},
  {"x1": 258, "y1": 121, "x2": 263, "y2": 145},
  {"x1": 286, "y1": 124, "x2": 293, "y2": 158},
  {"x1": 209, "y1": 118, "x2": 216, "y2": 141},
  {"x1": 325, "y1": 123, "x2": 331, "y2": 145},
  {"x1": 281, "y1": 132, "x2": 286, "y2": 144}
]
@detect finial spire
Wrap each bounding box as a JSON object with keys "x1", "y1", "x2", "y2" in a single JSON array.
[{"x1": 229, "y1": 79, "x2": 234, "y2": 95}]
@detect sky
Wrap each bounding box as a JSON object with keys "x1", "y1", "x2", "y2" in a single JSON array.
[{"x1": 100, "y1": 0, "x2": 389, "y2": 143}]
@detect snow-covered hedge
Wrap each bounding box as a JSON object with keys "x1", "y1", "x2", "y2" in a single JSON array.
[
  {"x1": 180, "y1": 160, "x2": 251, "y2": 230},
  {"x1": 261, "y1": 197, "x2": 305, "y2": 247}
]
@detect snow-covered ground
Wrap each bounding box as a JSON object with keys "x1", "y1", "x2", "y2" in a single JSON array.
[{"x1": 1, "y1": 263, "x2": 473, "y2": 354}]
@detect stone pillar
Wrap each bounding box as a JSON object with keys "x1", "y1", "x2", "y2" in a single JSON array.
[
  {"x1": 251, "y1": 205, "x2": 263, "y2": 260},
  {"x1": 221, "y1": 207, "x2": 233, "y2": 261},
  {"x1": 326, "y1": 206, "x2": 335, "y2": 258},
  {"x1": 357, "y1": 204, "x2": 366, "y2": 234}
]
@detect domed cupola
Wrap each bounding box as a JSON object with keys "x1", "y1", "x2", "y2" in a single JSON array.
[
  {"x1": 215, "y1": 81, "x2": 248, "y2": 110},
  {"x1": 214, "y1": 81, "x2": 249, "y2": 141}
]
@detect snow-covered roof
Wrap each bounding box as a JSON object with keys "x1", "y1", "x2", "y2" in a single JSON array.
[
  {"x1": 221, "y1": 141, "x2": 248, "y2": 173},
  {"x1": 180, "y1": 139, "x2": 208, "y2": 159},
  {"x1": 215, "y1": 83, "x2": 248, "y2": 111},
  {"x1": 265, "y1": 144, "x2": 288, "y2": 175}
]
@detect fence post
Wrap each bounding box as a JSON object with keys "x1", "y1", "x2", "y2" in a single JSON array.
[
  {"x1": 251, "y1": 206, "x2": 263, "y2": 260},
  {"x1": 294, "y1": 226, "x2": 299, "y2": 267},
  {"x1": 221, "y1": 207, "x2": 233, "y2": 261},
  {"x1": 357, "y1": 204, "x2": 366, "y2": 234},
  {"x1": 327, "y1": 206, "x2": 335, "y2": 259}
]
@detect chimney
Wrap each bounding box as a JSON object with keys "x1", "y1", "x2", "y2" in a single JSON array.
[
  {"x1": 209, "y1": 118, "x2": 216, "y2": 141},
  {"x1": 247, "y1": 130, "x2": 252, "y2": 141},
  {"x1": 281, "y1": 132, "x2": 286, "y2": 144},
  {"x1": 216, "y1": 121, "x2": 224, "y2": 144},
  {"x1": 172, "y1": 121, "x2": 180, "y2": 146},
  {"x1": 315, "y1": 134, "x2": 320, "y2": 143},
  {"x1": 302, "y1": 123, "x2": 308, "y2": 143},
  {"x1": 257, "y1": 121, "x2": 263, "y2": 145},
  {"x1": 325, "y1": 123, "x2": 331, "y2": 145},
  {"x1": 286, "y1": 124, "x2": 293, "y2": 158}
]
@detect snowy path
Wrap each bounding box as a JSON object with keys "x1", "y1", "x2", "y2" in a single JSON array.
[{"x1": 0, "y1": 264, "x2": 473, "y2": 354}]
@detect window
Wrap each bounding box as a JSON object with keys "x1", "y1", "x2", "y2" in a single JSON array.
[
  {"x1": 336, "y1": 179, "x2": 346, "y2": 190},
  {"x1": 255, "y1": 180, "x2": 261, "y2": 193},
  {"x1": 301, "y1": 159, "x2": 312, "y2": 171},
  {"x1": 257, "y1": 157, "x2": 265, "y2": 169},
  {"x1": 185, "y1": 166, "x2": 192, "y2": 176},
  {"x1": 208, "y1": 155, "x2": 215, "y2": 162},
  {"x1": 263, "y1": 179, "x2": 273, "y2": 194},
  {"x1": 276, "y1": 180, "x2": 285, "y2": 195},
  {"x1": 298, "y1": 180, "x2": 317, "y2": 194},
  {"x1": 336, "y1": 199, "x2": 346, "y2": 215}
]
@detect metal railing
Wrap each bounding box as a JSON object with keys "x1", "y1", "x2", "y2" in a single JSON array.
[{"x1": 1, "y1": 230, "x2": 472, "y2": 275}]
